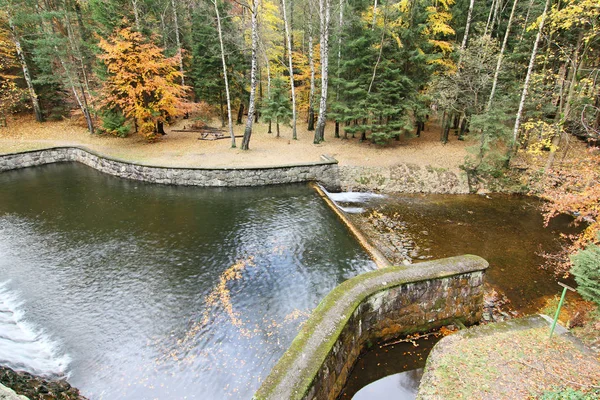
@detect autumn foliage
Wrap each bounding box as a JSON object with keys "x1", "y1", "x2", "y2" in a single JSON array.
[
  {"x1": 98, "y1": 27, "x2": 189, "y2": 140},
  {"x1": 540, "y1": 149, "x2": 600, "y2": 275},
  {"x1": 0, "y1": 24, "x2": 26, "y2": 124}
]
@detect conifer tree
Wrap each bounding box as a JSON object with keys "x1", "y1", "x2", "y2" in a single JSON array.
[{"x1": 262, "y1": 77, "x2": 292, "y2": 137}]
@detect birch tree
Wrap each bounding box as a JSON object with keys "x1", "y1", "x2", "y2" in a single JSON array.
[
  {"x1": 486, "y1": 0, "x2": 518, "y2": 110},
  {"x1": 314, "y1": 0, "x2": 330, "y2": 143},
  {"x1": 171, "y1": 0, "x2": 185, "y2": 86},
  {"x1": 7, "y1": 12, "x2": 43, "y2": 122},
  {"x1": 512, "y1": 0, "x2": 551, "y2": 147},
  {"x1": 281, "y1": 0, "x2": 297, "y2": 139},
  {"x1": 241, "y1": 0, "x2": 259, "y2": 150},
  {"x1": 212, "y1": 0, "x2": 235, "y2": 147},
  {"x1": 460, "y1": 0, "x2": 475, "y2": 51}
]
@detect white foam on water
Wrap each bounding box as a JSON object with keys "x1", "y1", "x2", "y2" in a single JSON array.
[
  {"x1": 0, "y1": 281, "x2": 70, "y2": 378},
  {"x1": 322, "y1": 188, "x2": 385, "y2": 204},
  {"x1": 338, "y1": 206, "x2": 366, "y2": 214}
]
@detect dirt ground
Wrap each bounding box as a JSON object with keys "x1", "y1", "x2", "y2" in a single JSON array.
[{"x1": 0, "y1": 115, "x2": 470, "y2": 170}]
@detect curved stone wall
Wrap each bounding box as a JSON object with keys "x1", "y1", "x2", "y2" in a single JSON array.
[
  {"x1": 0, "y1": 147, "x2": 341, "y2": 189},
  {"x1": 254, "y1": 255, "x2": 488, "y2": 400}
]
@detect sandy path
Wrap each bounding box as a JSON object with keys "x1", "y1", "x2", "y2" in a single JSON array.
[{"x1": 0, "y1": 115, "x2": 470, "y2": 171}]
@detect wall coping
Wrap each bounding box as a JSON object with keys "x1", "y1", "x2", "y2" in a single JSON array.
[
  {"x1": 254, "y1": 255, "x2": 489, "y2": 400},
  {"x1": 0, "y1": 146, "x2": 338, "y2": 171}
]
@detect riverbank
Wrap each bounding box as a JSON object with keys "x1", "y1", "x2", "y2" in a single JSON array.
[
  {"x1": 0, "y1": 115, "x2": 469, "y2": 171},
  {"x1": 417, "y1": 315, "x2": 600, "y2": 399},
  {"x1": 0, "y1": 367, "x2": 86, "y2": 400}
]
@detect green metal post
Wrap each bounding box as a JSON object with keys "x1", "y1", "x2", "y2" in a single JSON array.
[{"x1": 549, "y1": 286, "x2": 568, "y2": 339}]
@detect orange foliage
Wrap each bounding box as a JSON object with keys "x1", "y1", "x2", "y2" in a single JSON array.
[
  {"x1": 541, "y1": 149, "x2": 600, "y2": 275},
  {"x1": 98, "y1": 26, "x2": 191, "y2": 141}
]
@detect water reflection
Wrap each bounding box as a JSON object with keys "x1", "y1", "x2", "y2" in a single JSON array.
[
  {"x1": 0, "y1": 163, "x2": 375, "y2": 399},
  {"x1": 352, "y1": 369, "x2": 424, "y2": 400}
]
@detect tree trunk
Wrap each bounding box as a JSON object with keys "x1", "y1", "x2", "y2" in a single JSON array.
[
  {"x1": 241, "y1": 0, "x2": 259, "y2": 150},
  {"x1": 157, "y1": 120, "x2": 166, "y2": 135},
  {"x1": 487, "y1": 0, "x2": 519, "y2": 111},
  {"x1": 237, "y1": 102, "x2": 244, "y2": 124},
  {"x1": 546, "y1": 32, "x2": 583, "y2": 170},
  {"x1": 459, "y1": 115, "x2": 469, "y2": 140},
  {"x1": 276, "y1": 121, "x2": 280, "y2": 137},
  {"x1": 512, "y1": 0, "x2": 551, "y2": 147},
  {"x1": 519, "y1": 0, "x2": 535, "y2": 42},
  {"x1": 131, "y1": 0, "x2": 141, "y2": 31},
  {"x1": 219, "y1": 89, "x2": 226, "y2": 127},
  {"x1": 281, "y1": 0, "x2": 297, "y2": 139},
  {"x1": 372, "y1": 0, "x2": 378, "y2": 29},
  {"x1": 335, "y1": 121, "x2": 339, "y2": 137},
  {"x1": 484, "y1": 0, "x2": 496, "y2": 36},
  {"x1": 171, "y1": 0, "x2": 185, "y2": 86},
  {"x1": 460, "y1": 0, "x2": 475, "y2": 51},
  {"x1": 8, "y1": 17, "x2": 43, "y2": 122},
  {"x1": 307, "y1": 10, "x2": 316, "y2": 131},
  {"x1": 314, "y1": 0, "x2": 330, "y2": 143},
  {"x1": 486, "y1": 0, "x2": 501, "y2": 37},
  {"x1": 214, "y1": 0, "x2": 235, "y2": 146}
]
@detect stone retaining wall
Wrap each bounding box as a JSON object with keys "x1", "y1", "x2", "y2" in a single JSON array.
[
  {"x1": 254, "y1": 255, "x2": 488, "y2": 400},
  {"x1": 0, "y1": 147, "x2": 471, "y2": 193},
  {"x1": 0, "y1": 147, "x2": 341, "y2": 190},
  {"x1": 339, "y1": 164, "x2": 470, "y2": 193}
]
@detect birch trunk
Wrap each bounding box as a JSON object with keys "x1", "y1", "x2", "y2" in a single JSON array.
[
  {"x1": 131, "y1": 0, "x2": 141, "y2": 31},
  {"x1": 308, "y1": 26, "x2": 316, "y2": 131},
  {"x1": 334, "y1": 0, "x2": 343, "y2": 137},
  {"x1": 38, "y1": 2, "x2": 93, "y2": 134},
  {"x1": 281, "y1": 0, "x2": 297, "y2": 139},
  {"x1": 372, "y1": 0, "x2": 377, "y2": 29},
  {"x1": 241, "y1": 0, "x2": 259, "y2": 150},
  {"x1": 213, "y1": 0, "x2": 236, "y2": 147},
  {"x1": 487, "y1": 0, "x2": 519, "y2": 111},
  {"x1": 512, "y1": 0, "x2": 551, "y2": 146},
  {"x1": 460, "y1": 0, "x2": 475, "y2": 51},
  {"x1": 519, "y1": 0, "x2": 535, "y2": 42},
  {"x1": 8, "y1": 17, "x2": 43, "y2": 122},
  {"x1": 484, "y1": 0, "x2": 496, "y2": 36},
  {"x1": 314, "y1": 0, "x2": 330, "y2": 143},
  {"x1": 171, "y1": 0, "x2": 185, "y2": 86}
]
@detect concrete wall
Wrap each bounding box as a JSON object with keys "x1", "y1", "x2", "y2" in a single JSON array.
[
  {"x1": 254, "y1": 255, "x2": 488, "y2": 400},
  {"x1": 0, "y1": 147, "x2": 341, "y2": 190}
]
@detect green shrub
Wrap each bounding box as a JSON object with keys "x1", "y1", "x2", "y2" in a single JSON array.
[
  {"x1": 101, "y1": 110, "x2": 131, "y2": 137},
  {"x1": 571, "y1": 242, "x2": 600, "y2": 306},
  {"x1": 540, "y1": 388, "x2": 600, "y2": 400}
]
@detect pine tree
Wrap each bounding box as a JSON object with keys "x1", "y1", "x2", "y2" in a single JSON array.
[
  {"x1": 571, "y1": 243, "x2": 600, "y2": 305},
  {"x1": 262, "y1": 77, "x2": 292, "y2": 137}
]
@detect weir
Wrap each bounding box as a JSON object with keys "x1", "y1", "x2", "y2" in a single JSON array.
[{"x1": 254, "y1": 255, "x2": 488, "y2": 400}]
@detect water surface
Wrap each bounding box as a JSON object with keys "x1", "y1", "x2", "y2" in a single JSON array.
[{"x1": 0, "y1": 163, "x2": 375, "y2": 399}]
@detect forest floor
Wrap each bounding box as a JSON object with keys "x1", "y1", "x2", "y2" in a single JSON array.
[
  {"x1": 418, "y1": 315, "x2": 600, "y2": 399},
  {"x1": 0, "y1": 114, "x2": 470, "y2": 171}
]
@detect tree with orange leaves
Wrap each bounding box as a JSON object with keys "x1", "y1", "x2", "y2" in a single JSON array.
[{"x1": 98, "y1": 26, "x2": 189, "y2": 141}]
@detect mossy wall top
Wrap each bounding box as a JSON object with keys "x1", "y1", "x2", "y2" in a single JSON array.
[{"x1": 254, "y1": 255, "x2": 488, "y2": 400}]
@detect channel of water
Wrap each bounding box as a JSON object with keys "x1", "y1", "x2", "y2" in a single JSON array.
[{"x1": 0, "y1": 163, "x2": 575, "y2": 399}]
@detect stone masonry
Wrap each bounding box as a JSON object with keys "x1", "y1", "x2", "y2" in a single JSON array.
[
  {"x1": 0, "y1": 147, "x2": 341, "y2": 190},
  {"x1": 255, "y1": 255, "x2": 488, "y2": 400}
]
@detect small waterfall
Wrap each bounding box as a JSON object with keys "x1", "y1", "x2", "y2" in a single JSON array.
[
  {"x1": 0, "y1": 281, "x2": 70, "y2": 378},
  {"x1": 320, "y1": 187, "x2": 385, "y2": 214}
]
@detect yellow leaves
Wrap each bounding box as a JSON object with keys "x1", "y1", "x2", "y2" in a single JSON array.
[
  {"x1": 522, "y1": 120, "x2": 560, "y2": 155},
  {"x1": 428, "y1": 39, "x2": 454, "y2": 53},
  {"x1": 98, "y1": 26, "x2": 189, "y2": 141},
  {"x1": 426, "y1": 7, "x2": 456, "y2": 36}
]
